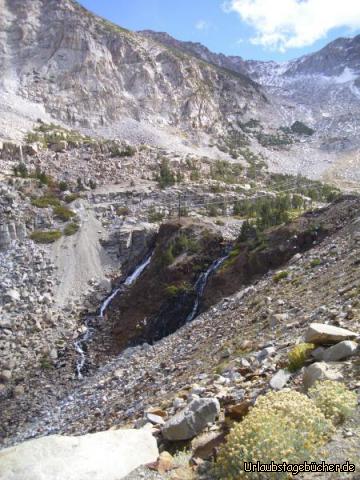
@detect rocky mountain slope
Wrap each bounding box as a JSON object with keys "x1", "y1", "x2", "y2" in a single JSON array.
[
  {"x1": 142, "y1": 31, "x2": 360, "y2": 189},
  {"x1": 2, "y1": 0, "x2": 360, "y2": 188},
  {"x1": 0, "y1": 0, "x2": 267, "y2": 144}
]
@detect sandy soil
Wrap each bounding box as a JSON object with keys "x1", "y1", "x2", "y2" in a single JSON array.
[{"x1": 51, "y1": 199, "x2": 116, "y2": 308}]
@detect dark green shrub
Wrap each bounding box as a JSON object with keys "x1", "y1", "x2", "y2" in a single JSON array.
[
  {"x1": 64, "y1": 193, "x2": 80, "y2": 204},
  {"x1": 59, "y1": 181, "x2": 68, "y2": 192},
  {"x1": 291, "y1": 121, "x2": 315, "y2": 136},
  {"x1": 157, "y1": 159, "x2": 176, "y2": 189}
]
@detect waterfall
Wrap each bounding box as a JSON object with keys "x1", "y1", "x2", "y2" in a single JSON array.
[
  {"x1": 74, "y1": 253, "x2": 153, "y2": 379},
  {"x1": 19, "y1": 144, "x2": 24, "y2": 163},
  {"x1": 186, "y1": 252, "x2": 229, "y2": 323},
  {"x1": 124, "y1": 254, "x2": 152, "y2": 286}
]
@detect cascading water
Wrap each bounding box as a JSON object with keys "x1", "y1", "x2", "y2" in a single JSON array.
[
  {"x1": 74, "y1": 253, "x2": 153, "y2": 379},
  {"x1": 186, "y1": 251, "x2": 230, "y2": 323}
]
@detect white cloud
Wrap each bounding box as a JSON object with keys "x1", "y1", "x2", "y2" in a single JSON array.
[
  {"x1": 223, "y1": 0, "x2": 360, "y2": 51},
  {"x1": 195, "y1": 19, "x2": 211, "y2": 31}
]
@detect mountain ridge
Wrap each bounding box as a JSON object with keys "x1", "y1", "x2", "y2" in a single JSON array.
[{"x1": 1, "y1": 0, "x2": 360, "y2": 188}]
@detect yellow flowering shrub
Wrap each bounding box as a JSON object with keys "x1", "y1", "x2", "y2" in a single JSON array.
[
  {"x1": 287, "y1": 343, "x2": 315, "y2": 372},
  {"x1": 215, "y1": 390, "x2": 333, "y2": 480},
  {"x1": 308, "y1": 380, "x2": 358, "y2": 425}
]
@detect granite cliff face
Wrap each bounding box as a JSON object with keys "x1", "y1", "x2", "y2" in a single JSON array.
[{"x1": 0, "y1": 0, "x2": 266, "y2": 139}]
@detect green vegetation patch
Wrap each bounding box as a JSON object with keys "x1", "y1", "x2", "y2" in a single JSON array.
[
  {"x1": 273, "y1": 270, "x2": 289, "y2": 283},
  {"x1": 64, "y1": 222, "x2": 80, "y2": 236},
  {"x1": 53, "y1": 205, "x2": 76, "y2": 221},
  {"x1": 291, "y1": 121, "x2": 315, "y2": 136},
  {"x1": 210, "y1": 159, "x2": 243, "y2": 184},
  {"x1": 30, "y1": 230, "x2": 62, "y2": 244},
  {"x1": 31, "y1": 195, "x2": 61, "y2": 208},
  {"x1": 165, "y1": 282, "x2": 192, "y2": 297},
  {"x1": 148, "y1": 206, "x2": 165, "y2": 223},
  {"x1": 287, "y1": 343, "x2": 316, "y2": 372}
]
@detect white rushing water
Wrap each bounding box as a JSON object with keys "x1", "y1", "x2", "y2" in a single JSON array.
[
  {"x1": 124, "y1": 254, "x2": 152, "y2": 286},
  {"x1": 186, "y1": 252, "x2": 229, "y2": 323},
  {"x1": 74, "y1": 253, "x2": 153, "y2": 379}
]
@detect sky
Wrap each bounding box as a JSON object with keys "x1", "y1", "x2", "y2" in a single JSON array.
[{"x1": 78, "y1": 0, "x2": 360, "y2": 61}]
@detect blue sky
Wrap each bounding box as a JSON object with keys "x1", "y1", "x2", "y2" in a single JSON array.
[{"x1": 78, "y1": 0, "x2": 360, "y2": 62}]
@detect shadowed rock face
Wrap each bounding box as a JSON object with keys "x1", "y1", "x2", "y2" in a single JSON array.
[
  {"x1": 0, "y1": 0, "x2": 264, "y2": 133},
  {"x1": 95, "y1": 219, "x2": 225, "y2": 354}
]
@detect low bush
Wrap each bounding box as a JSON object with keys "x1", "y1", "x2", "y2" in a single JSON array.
[
  {"x1": 273, "y1": 270, "x2": 289, "y2": 283},
  {"x1": 310, "y1": 258, "x2": 322, "y2": 268},
  {"x1": 64, "y1": 222, "x2": 80, "y2": 236},
  {"x1": 309, "y1": 380, "x2": 357, "y2": 425},
  {"x1": 64, "y1": 193, "x2": 80, "y2": 204},
  {"x1": 31, "y1": 195, "x2": 60, "y2": 208},
  {"x1": 165, "y1": 282, "x2": 191, "y2": 297},
  {"x1": 148, "y1": 207, "x2": 165, "y2": 223},
  {"x1": 215, "y1": 390, "x2": 333, "y2": 479},
  {"x1": 59, "y1": 181, "x2": 69, "y2": 192},
  {"x1": 287, "y1": 343, "x2": 315, "y2": 372},
  {"x1": 53, "y1": 205, "x2": 76, "y2": 221},
  {"x1": 30, "y1": 230, "x2": 62, "y2": 244}
]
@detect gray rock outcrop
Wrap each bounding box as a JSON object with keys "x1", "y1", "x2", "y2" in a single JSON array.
[
  {"x1": 162, "y1": 398, "x2": 220, "y2": 441},
  {"x1": 322, "y1": 341, "x2": 358, "y2": 362}
]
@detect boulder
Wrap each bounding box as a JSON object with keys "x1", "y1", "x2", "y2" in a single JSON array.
[
  {"x1": 226, "y1": 400, "x2": 251, "y2": 421},
  {"x1": 162, "y1": 398, "x2": 220, "y2": 441},
  {"x1": 0, "y1": 370, "x2": 12, "y2": 383},
  {"x1": 4, "y1": 289, "x2": 20, "y2": 303},
  {"x1": 305, "y1": 323, "x2": 358, "y2": 345},
  {"x1": 50, "y1": 141, "x2": 67, "y2": 152},
  {"x1": 191, "y1": 432, "x2": 226, "y2": 460},
  {"x1": 303, "y1": 362, "x2": 343, "y2": 390},
  {"x1": 322, "y1": 341, "x2": 358, "y2": 362},
  {"x1": 0, "y1": 429, "x2": 158, "y2": 480},
  {"x1": 145, "y1": 413, "x2": 165, "y2": 425},
  {"x1": 269, "y1": 369, "x2": 292, "y2": 390},
  {"x1": 311, "y1": 346, "x2": 326, "y2": 361}
]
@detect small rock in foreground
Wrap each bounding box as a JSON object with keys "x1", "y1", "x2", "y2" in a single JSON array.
[{"x1": 303, "y1": 362, "x2": 343, "y2": 390}]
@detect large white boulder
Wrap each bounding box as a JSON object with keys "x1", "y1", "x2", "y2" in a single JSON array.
[
  {"x1": 0, "y1": 429, "x2": 158, "y2": 480},
  {"x1": 305, "y1": 323, "x2": 358, "y2": 345}
]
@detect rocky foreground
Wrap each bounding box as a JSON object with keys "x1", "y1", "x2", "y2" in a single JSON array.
[{"x1": 0, "y1": 194, "x2": 359, "y2": 479}]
